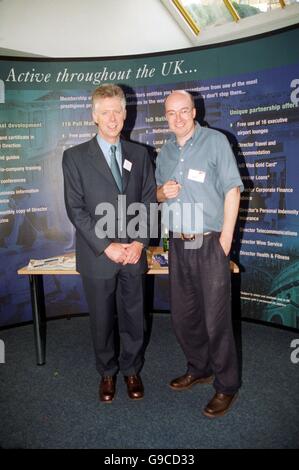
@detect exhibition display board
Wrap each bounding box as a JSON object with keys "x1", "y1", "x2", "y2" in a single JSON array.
[{"x1": 0, "y1": 25, "x2": 298, "y2": 329}]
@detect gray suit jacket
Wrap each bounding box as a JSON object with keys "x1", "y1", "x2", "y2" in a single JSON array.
[{"x1": 62, "y1": 136, "x2": 156, "y2": 279}]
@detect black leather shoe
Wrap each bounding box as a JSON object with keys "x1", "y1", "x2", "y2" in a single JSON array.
[
  {"x1": 203, "y1": 392, "x2": 238, "y2": 418},
  {"x1": 99, "y1": 376, "x2": 116, "y2": 403},
  {"x1": 124, "y1": 375, "x2": 144, "y2": 400},
  {"x1": 169, "y1": 373, "x2": 213, "y2": 390}
]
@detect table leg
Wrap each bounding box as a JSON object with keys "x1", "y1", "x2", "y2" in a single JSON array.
[{"x1": 29, "y1": 275, "x2": 46, "y2": 365}]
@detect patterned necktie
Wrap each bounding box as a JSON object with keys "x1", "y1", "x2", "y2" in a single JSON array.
[{"x1": 110, "y1": 145, "x2": 122, "y2": 192}]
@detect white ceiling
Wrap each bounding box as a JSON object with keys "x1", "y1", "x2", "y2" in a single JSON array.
[
  {"x1": 0, "y1": 0, "x2": 191, "y2": 58},
  {"x1": 0, "y1": 0, "x2": 298, "y2": 58}
]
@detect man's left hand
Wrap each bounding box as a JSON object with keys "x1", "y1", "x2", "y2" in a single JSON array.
[
  {"x1": 122, "y1": 241, "x2": 144, "y2": 265},
  {"x1": 219, "y1": 234, "x2": 232, "y2": 257}
]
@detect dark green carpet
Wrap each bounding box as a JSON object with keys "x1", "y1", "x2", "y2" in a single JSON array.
[{"x1": 0, "y1": 314, "x2": 298, "y2": 449}]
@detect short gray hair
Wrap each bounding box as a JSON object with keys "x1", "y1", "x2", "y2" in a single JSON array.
[{"x1": 92, "y1": 84, "x2": 126, "y2": 111}]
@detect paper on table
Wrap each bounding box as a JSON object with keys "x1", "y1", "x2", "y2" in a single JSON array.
[
  {"x1": 27, "y1": 255, "x2": 76, "y2": 270},
  {"x1": 153, "y1": 253, "x2": 168, "y2": 268}
]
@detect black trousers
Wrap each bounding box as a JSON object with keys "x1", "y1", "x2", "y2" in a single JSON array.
[
  {"x1": 82, "y1": 271, "x2": 145, "y2": 377},
  {"x1": 169, "y1": 232, "x2": 240, "y2": 394}
]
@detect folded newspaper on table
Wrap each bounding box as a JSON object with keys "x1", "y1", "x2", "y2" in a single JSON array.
[{"x1": 28, "y1": 255, "x2": 76, "y2": 270}]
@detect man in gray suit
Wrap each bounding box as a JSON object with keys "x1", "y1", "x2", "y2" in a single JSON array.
[{"x1": 62, "y1": 84, "x2": 156, "y2": 403}]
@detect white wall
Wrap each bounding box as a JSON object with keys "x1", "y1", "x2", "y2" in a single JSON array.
[{"x1": 0, "y1": 0, "x2": 192, "y2": 58}]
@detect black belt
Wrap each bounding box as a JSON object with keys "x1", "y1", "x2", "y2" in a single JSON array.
[{"x1": 172, "y1": 232, "x2": 212, "y2": 241}]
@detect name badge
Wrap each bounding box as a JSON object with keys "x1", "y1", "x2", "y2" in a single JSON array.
[
  {"x1": 188, "y1": 168, "x2": 206, "y2": 183},
  {"x1": 123, "y1": 159, "x2": 132, "y2": 172}
]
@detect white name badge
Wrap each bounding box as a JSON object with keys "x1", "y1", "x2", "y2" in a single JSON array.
[
  {"x1": 123, "y1": 159, "x2": 132, "y2": 172},
  {"x1": 188, "y1": 168, "x2": 206, "y2": 183}
]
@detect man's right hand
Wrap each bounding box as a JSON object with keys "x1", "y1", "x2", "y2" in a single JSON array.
[
  {"x1": 157, "y1": 180, "x2": 181, "y2": 202},
  {"x1": 104, "y1": 242, "x2": 128, "y2": 264}
]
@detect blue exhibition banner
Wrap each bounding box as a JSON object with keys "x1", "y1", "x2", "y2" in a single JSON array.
[{"x1": 0, "y1": 25, "x2": 299, "y2": 328}]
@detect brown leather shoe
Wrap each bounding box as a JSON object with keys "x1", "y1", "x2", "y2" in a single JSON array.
[
  {"x1": 99, "y1": 376, "x2": 116, "y2": 403},
  {"x1": 169, "y1": 373, "x2": 213, "y2": 390},
  {"x1": 124, "y1": 375, "x2": 144, "y2": 400},
  {"x1": 203, "y1": 392, "x2": 238, "y2": 418}
]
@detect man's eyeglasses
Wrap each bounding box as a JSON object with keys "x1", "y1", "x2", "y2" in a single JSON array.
[{"x1": 166, "y1": 108, "x2": 193, "y2": 118}]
